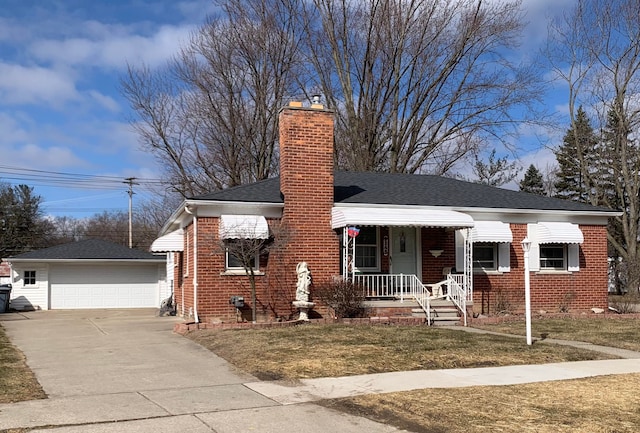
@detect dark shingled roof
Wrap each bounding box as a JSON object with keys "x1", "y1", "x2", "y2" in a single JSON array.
[
  {"x1": 191, "y1": 171, "x2": 614, "y2": 213},
  {"x1": 9, "y1": 239, "x2": 165, "y2": 261}
]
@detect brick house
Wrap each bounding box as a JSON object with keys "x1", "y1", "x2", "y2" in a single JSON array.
[{"x1": 152, "y1": 102, "x2": 619, "y2": 324}]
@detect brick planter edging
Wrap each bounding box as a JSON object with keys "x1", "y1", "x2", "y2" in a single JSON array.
[{"x1": 173, "y1": 315, "x2": 426, "y2": 334}]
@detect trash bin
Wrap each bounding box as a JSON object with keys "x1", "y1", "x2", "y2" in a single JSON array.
[{"x1": 0, "y1": 285, "x2": 11, "y2": 313}]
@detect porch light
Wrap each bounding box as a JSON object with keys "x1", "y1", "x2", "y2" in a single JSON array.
[
  {"x1": 429, "y1": 249, "x2": 444, "y2": 258},
  {"x1": 521, "y1": 237, "x2": 532, "y2": 346}
]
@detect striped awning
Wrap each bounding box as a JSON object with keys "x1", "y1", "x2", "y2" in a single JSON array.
[
  {"x1": 537, "y1": 222, "x2": 584, "y2": 244},
  {"x1": 331, "y1": 207, "x2": 474, "y2": 229},
  {"x1": 470, "y1": 221, "x2": 513, "y2": 243},
  {"x1": 150, "y1": 229, "x2": 184, "y2": 252},
  {"x1": 219, "y1": 215, "x2": 269, "y2": 239}
]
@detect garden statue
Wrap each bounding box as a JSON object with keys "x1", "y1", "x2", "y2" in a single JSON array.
[
  {"x1": 293, "y1": 261, "x2": 314, "y2": 321},
  {"x1": 295, "y1": 261, "x2": 311, "y2": 302}
]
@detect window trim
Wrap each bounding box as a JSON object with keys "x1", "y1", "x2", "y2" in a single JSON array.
[
  {"x1": 539, "y1": 243, "x2": 567, "y2": 271},
  {"x1": 224, "y1": 242, "x2": 260, "y2": 273},
  {"x1": 473, "y1": 243, "x2": 497, "y2": 272},
  {"x1": 353, "y1": 226, "x2": 381, "y2": 273},
  {"x1": 23, "y1": 270, "x2": 36, "y2": 286}
]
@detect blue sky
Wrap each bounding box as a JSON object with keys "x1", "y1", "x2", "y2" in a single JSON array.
[{"x1": 0, "y1": 0, "x2": 574, "y2": 219}]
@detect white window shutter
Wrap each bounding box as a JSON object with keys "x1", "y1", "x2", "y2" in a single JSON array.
[
  {"x1": 455, "y1": 230, "x2": 465, "y2": 272},
  {"x1": 527, "y1": 224, "x2": 540, "y2": 272},
  {"x1": 497, "y1": 243, "x2": 511, "y2": 272},
  {"x1": 568, "y1": 244, "x2": 580, "y2": 271}
]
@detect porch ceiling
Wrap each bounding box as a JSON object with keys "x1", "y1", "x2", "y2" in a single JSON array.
[{"x1": 331, "y1": 207, "x2": 474, "y2": 229}]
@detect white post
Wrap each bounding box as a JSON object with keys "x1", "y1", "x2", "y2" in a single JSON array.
[{"x1": 521, "y1": 237, "x2": 532, "y2": 346}]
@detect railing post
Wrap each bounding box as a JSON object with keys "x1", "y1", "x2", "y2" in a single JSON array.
[{"x1": 400, "y1": 274, "x2": 404, "y2": 303}]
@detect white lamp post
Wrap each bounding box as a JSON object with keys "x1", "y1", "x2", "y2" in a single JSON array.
[{"x1": 521, "y1": 237, "x2": 532, "y2": 346}]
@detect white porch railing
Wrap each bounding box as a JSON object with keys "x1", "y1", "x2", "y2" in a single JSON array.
[
  {"x1": 354, "y1": 273, "x2": 471, "y2": 326},
  {"x1": 354, "y1": 273, "x2": 432, "y2": 323}
]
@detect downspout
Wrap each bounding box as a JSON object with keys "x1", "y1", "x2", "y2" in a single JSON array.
[{"x1": 184, "y1": 205, "x2": 200, "y2": 323}]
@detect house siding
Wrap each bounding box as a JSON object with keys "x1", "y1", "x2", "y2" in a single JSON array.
[{"x1": 9, "y1": 265, "x2": 49, "y2": 310}]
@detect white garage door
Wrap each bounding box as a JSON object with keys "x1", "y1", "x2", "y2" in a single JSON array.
[{"x1": 50, "y1": 264, "x2": 160, "y2": 309}]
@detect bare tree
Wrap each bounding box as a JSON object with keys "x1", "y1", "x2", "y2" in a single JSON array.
[
  {"x1": 122, "y1": 0, "x2": 303, "y2": 198},
  {"x1": 301, "y1": 0, "x2": 544, "y2": 174},
  {"x1": 82, "y1": 211, "x2": 160, "y2": 251},
  {"x1": 547, "y1": 0, "x2": 640, "y2": 292}
]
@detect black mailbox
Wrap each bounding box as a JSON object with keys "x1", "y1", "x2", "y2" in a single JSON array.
[{"x1": 229, "y1": 296, "x2": 245, "y2": 308}]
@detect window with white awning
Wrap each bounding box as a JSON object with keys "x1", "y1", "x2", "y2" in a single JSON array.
[
  {"x1": 219, "y1": 215, "x2": 269, "y2": 239},
  {"x1": 527, "y1": 223, "x2": 583, "y2": 272}
]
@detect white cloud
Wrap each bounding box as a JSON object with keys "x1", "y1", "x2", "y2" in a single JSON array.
[
  {"x1": 29, "y1": 24, "x2": 195, "y2": 70},
  {"x1": 4, "y1": 143, "x2": 87, "y2": 170},
  {"x1": 88, "y1": 91, "x2": 120, "y2": 113},
  {"x1": 0, "y1": 63, "x2": 80, "y2": 107}
]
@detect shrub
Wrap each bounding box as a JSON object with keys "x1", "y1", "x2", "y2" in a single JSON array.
[{"x1": 315, "y1": 279, "x2": 366, "y2": 318}]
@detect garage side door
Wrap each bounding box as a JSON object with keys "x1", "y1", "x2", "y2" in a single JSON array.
[{"x1": 50, "y1": 264, "x2": 159, "y2": 309}]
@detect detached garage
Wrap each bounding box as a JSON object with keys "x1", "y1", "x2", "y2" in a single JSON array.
[{"x1": 5, "y1": 239, "x2": 166, "y2": 311}]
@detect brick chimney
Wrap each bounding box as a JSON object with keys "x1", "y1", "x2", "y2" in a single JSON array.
[{"x1": 278, "y1": 102, "x2": 339, "y2": 288}]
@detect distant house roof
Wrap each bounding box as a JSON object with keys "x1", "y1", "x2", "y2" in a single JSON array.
[
  {"x1": 7, "y1": 239, "x2": 165, "y2": 262},
  {"x1": 190, "y1": 171, "x2": 615, "y2": 214}
]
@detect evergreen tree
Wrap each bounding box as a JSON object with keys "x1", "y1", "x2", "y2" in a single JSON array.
[
  {"x1": 519, "y1": 164, "x2": 545, "y2": 195},
  {"x1": 0, "y1": 183, "x2": 54, "y2": 257},
  {"x1": 554, "y1": 106, "x2": 598, "y2": 203}
]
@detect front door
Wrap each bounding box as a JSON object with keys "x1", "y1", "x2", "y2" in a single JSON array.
[{"x1": 391, "y1": 227, "x2": 417, "y2": 276}]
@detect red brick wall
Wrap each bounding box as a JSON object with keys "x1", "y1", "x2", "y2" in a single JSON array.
[
  {"x1": 278, "y1": 104, "x2": 340, "y2": 301},
  {"x1": 176, "y1": 217, "x2": 300, "y2": 322},
  {"x1": 472, "y1": 224, "x2": 608, "y2": 315},
  {"x1": 421, "y1": 228, "x2": 456, "y2": 283},
  {"x1": 177, "y1": 104, "x2": 341, "y2": 323}
]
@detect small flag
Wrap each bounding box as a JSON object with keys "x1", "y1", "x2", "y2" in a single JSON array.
[{"x1": 347, "y1": 226, "x2": 360, "y2": 238}]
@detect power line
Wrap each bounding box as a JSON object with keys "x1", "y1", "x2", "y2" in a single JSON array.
[{"x1": 0, "y1": 165, "x2": 165, "y2": 190}]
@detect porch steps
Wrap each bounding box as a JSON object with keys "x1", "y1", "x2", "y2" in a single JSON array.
[{"x1": 412, "y1": 299, "x2": 461, "y2": 326}]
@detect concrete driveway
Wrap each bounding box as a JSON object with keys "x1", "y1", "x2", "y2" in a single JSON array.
[
  {"x1": 0, "y1": 309, "x2": 404, "y2": 432},
  {"x1": 2, "y1": 309, "x2": 254, "y2": 397}
]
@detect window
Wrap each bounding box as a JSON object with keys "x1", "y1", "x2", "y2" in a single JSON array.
[
  {"x1": 473, "y1": 243, "x2": 497, "y2": 270},
  {"x1": 355, "y1": 227, "x2": 379, "y2": 271},
  {"x1": 23, "y1": 270, "x2": 36, "y2": 285},
  {"x1": 540, "y1": 244, "x2": 566, "y2": 270},
  {"x1": 224, "y1": 240, "x2": 258, "y2": 271}
]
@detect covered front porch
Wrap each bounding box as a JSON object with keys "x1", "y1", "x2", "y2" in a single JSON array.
[{"x1": 332, "y1": 206, "x2": 477, "y2": 325}]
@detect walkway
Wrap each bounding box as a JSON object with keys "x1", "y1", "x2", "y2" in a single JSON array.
[{"x1": 0, "y1": 310, "x2": 639, "y2": 432}]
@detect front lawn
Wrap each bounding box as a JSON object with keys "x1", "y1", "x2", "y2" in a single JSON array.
[
  {"x1": 187, "y1": 323, "x2": 614, "y2": 381},
  {"x1": 472, "y1": 316, "x2": 640, "y2": 352}
]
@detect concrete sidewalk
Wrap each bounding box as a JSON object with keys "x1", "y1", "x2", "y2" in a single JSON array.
[{"x1": 1, "y1": 311, "x2": 639, "y2": 433}]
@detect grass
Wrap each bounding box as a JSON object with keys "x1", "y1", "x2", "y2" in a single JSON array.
[
  {"x1": 321, "y1": 374, "x2": 640, "y2": 433},
  {"x1": 473, "y1": 316, "x2": 640, "y2": 352},
  {"x1": 0, "y1": 325, "x2": 46, "y2": 404},
  {"x1": 188, "y1": 320, "x2": 640, "y2": 432},
  {"x1": 187, "y1": 323, "x2": 614, "y2": 380}
]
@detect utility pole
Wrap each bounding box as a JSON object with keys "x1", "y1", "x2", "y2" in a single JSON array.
[{"x1": 124, "y1": 178, "x2": 138, "y2": 248}]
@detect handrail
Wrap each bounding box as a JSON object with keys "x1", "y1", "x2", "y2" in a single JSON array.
[{"x1": 446, "y1": 274, "x2": 467, "y2": 326}]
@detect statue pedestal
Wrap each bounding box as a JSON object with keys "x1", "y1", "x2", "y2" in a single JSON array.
[{"x1": 292, "y1": 301, "x2": 315, "y2": 321}]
